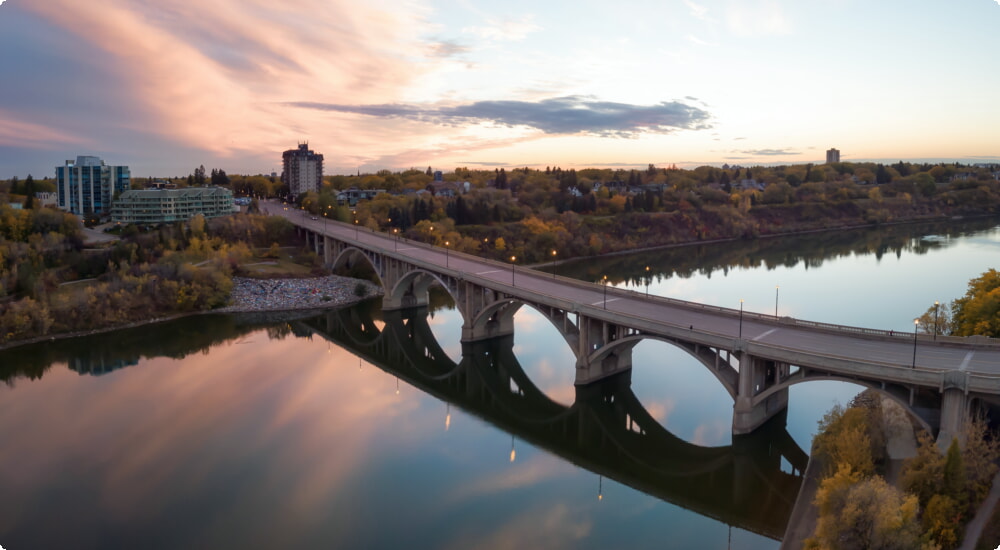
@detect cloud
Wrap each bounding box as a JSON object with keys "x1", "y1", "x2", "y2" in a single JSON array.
[
  {"x1": 290, "y1": 96, "x2": 712, "y2": 138},
  {"x1": 0, "y1": 111, "x2": 89, "y2": 149},
  {"x1": 19, "y1": 0, "x2": 433, "y2": 158},
  {"x1": 462, "y1": 15, "x2": 541, "y2": 41},
  {"x1": 741, "y1": 148, "x2": 798, "y2": 156},
  {"x1": 683, "y1": 0, "x2": 712, "y2": 21},
  {"x1": 428, "y1": 40, "x2": 470, "y2": 58},
  {"x1": 726, "y1": 1, "x2": 792, "y2": 36},
  {"x1": 686, "y1": 34, "x2": 716, "y2": 47}
]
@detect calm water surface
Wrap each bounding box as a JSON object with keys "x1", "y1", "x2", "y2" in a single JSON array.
[{"x1": 1, "y1": 219, "x2": 997, "y2": 549}]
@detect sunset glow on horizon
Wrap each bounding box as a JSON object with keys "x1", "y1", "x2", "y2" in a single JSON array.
[{"x1": 0, "y1": 0, "x2": 997, "y2": 178}]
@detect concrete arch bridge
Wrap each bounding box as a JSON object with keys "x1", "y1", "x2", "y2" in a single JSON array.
[{"x1": 264, "y1": 203, "x2": 1000, "y2": 445}]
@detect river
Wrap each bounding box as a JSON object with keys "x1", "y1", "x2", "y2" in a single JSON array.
[{"x1": 1, "y1": 218, "x2": 997, "y2": 549}]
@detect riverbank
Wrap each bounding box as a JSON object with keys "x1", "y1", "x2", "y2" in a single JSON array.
[{"x1": 0, "y1": 275, "x2": 383, "y2": 353}]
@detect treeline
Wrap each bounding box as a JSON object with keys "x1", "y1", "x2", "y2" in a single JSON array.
[
  {"x1": 916, "y1": 269, "x2": 1000, "y2": 338},
  {"x1": 275, "y1": 161, "x2": 1000, "y2": 265},
  {"x1": 806, "y1": 392, "x2": 998, "y2": 549},
  {"x1": 0, "y1": 211, "x2": 297, "y2": 344}
]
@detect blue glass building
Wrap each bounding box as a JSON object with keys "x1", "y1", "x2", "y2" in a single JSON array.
[{"x1": 56, "y1": 156, "x2": 131, "y2": 216}]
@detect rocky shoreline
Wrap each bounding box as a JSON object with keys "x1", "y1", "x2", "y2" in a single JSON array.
[{"x1": 215, "y1": 275, "x2": 383, "y2": 313}]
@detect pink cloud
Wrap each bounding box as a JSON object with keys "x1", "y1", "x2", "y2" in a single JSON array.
[
  {"x1": 21, "y1": 0, "x2": 436, "y2": 161},
  {"x1": 0, "y1": 111, "x2": 89, "y2": 149}
]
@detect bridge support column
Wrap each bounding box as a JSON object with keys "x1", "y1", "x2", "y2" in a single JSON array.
[
  {"x1": 382, "y1": 272, "x2": 436, "y2": 311},
  {"x1": 575, "y1": 316, "x2": 634, "y2": 385},
  {"x1": 937, "y1": 387, "x2": 968, "y2": 449},
  {"x1": 733, "y1": 350, "x2": 789, "y2": 435}
]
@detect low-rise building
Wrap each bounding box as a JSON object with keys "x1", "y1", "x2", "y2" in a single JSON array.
[
  {"x1": 34, "y1": 192, "x2": 58, "y2": 208},
  {"x1": 111, "y1": 187, "x2": 237, "y2": 225},
  {"x1": 336, "y1": 187, "x2": 386, "y2": 206}
]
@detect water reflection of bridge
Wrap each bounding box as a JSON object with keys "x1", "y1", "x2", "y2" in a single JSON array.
[{"x1": 296, "y1": 303, "x2": 808, "y2": 541}]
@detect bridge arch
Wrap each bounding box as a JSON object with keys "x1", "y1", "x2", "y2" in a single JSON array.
[
  {"x1": 331, "y1": 246, "x2": 383, "y2": 285},
  {"x1": 386, "y1": 268, "x2": 461, "y2": 313},
  {"x1": 753, "y1": 374, "x2": 934, "y2": 435},
  {"x1": 470, "y1": 299, "x2": 580, "y2": 350},
  {"x1": 588, "y1": 334, "x2": 739, "y2": 400}
]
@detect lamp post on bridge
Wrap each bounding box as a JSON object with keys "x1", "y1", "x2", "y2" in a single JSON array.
[
  {"x1": 444, "y1": 240, "x2": 450, "y2": 268},
  {"x1": 551, "y1": 249, "x2": 557, "y2": 279},
  {"x1": 775, "y1": 285, "x2": 779, "y2": 318},
  {"x1": 510, "y1": 256, "x2": 516, "y2": 286},
  {"x1": 603, "y1": 275, "x2": 608, "y2": 309},
  {"x1": 739, "y1": 298, "x2": 745, "y2": 339},
  {"x1": 645, "y1": 266, "x2": 650, "y2": 296},
  {"x1": 912, "y1": 318, "x2": 919, "y2": 368},
  {"x1": 393, "y1": 228, "x2": 399, "y2": 251}
]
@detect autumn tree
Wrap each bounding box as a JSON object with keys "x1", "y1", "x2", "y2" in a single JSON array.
[
  {"x1": 807, "y1": 466, "x2": 923, "y2": 550},
  {"x1": 949, "y1": 269, "x2": 1000, "y2": 337}
]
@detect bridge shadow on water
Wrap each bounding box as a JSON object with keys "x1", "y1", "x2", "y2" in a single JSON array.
[{"x1": 298, "y1": 301, "x2": 809, "y2": 542}]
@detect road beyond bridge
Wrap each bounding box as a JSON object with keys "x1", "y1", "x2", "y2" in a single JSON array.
[{"x1": 263, "y1": 202, "x2": 1000, "y2": 445}]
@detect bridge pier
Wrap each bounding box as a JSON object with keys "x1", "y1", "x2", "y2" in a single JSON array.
[
  {"x1": 383, "y1": 272, "x2": 436, "y2": 310},
  {"x1": 937, "y1": 371, "x2": 970, "y2": 448},
  {"x1": 575, "y1": 316, "x2": 636, "y2": 385},
  {"x1": 733, "y1": 349, "x2": 790, "y2": 435}
]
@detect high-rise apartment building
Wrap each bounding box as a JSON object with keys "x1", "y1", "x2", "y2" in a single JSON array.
[
  {"x1": 282, "y1": 143, "x2": 324, "y2": 198},
  {"x1": 56, "y1": 156, "x2": 131, "y2": 216},
  {"x1": 826, "y1": 148, "x2": 841, "y2": 164}
]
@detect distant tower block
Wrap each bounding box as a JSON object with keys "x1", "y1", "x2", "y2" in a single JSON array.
[
  {"x1": 826, "y1": 148, "x2": 840, "y2": 164},
  {"x1": 282, "y1": 142, "x2": 324, "y2": 200}
]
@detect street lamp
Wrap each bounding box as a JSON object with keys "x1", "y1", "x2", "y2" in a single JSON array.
[
  {"x1": 393, "y1": 228, "x2": 399, "y2": 251},
  {"x1": 912, "y1": 318, "x2": 919, "y2": 368},
  {"x1": 603, "y1": 275, "x2": 608, "y2": 309},
  {"x1": 444, "y1": 240, "x2": 450, "y2": 268},
  {"x1": 775, "y1": 285, "x2": 779, "y2": 318},
  {"x1": 551, "y1": 250, "x2": 557, "y2": 279},
  {"x1": 354, "y1": 218, "x2": 359, "y2": 239},
  {"x1": 933, "y1": 300, "x2": 940, "y2": 340},
  {"x1": 739, "y1": 298, "x2": 745, "y2": 339},
  {"x1": 645, "y1": 265, "x2": 650, "y2": 296},
  {"x1": 510, "y1": 256, "x2": 516, "y2": 286}
]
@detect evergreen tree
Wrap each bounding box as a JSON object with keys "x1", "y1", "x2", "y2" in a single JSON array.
[
  {"x1": 23, "y1": 175, "x2": 35, "y2": 209},
  {"x1": 876, "y1": 164, "x2": 892, "y2": 184}
]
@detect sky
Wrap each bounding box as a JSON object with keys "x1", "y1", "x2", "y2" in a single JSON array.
[{"x1": 0, "y1": 0, "x2": 998, "y2": 178}]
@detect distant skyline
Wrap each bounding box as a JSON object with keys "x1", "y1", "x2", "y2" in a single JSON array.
[{"x1": 1, "y1": 0, "x2": 998, "y2": 178}]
